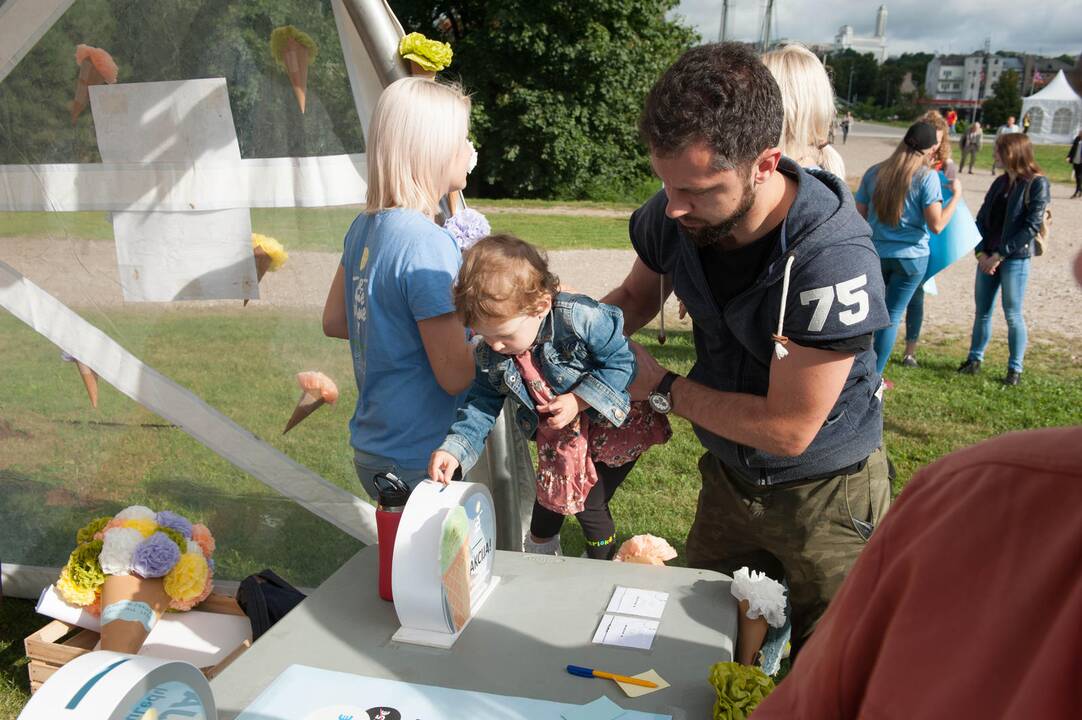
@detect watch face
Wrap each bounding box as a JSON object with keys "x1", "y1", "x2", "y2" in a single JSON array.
[{"x1": 649, "y1": 392, "x2": 672, "y2": 414}]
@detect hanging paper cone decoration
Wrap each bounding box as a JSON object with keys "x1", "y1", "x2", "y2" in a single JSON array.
[
  {"x1": 283, "y1": 37, "x2": 310, "y2": 113},
  {"x1": 99, "y1": 573, "x2": 169, "y2": 654},
  {"x1": 70, "y1": 45, "x2": 118, "y2": 124},
  {"x1": 408, "y1": 60, "x2": 437, "y2": 79},
  {"x1": 283, "y1": 371, "x2": 338, "y2": 434},
  {"x1": 75, "y1": 360, "x2": 99, "y2": 408},
  {"x1": 244, "y1": 246, "x2": 274, "y2": 307}
]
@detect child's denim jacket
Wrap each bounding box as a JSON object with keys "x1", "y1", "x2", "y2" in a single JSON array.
[{"x1": 439, "y1": 292, "x2": 635, "y2": 473}]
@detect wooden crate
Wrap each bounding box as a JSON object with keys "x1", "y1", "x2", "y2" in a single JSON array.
[{"x1": 24, "y1": 592, "x2": 251, "y2": 693}]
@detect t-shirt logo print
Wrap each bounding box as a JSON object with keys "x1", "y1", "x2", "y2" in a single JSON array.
[{"x1": 798, "y1": 275, "x2": 870, "y2": 332}]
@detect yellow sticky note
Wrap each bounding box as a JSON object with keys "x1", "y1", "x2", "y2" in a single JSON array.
[{"x1": 615, "y1": 669, "x2": 669, "y2": 698}]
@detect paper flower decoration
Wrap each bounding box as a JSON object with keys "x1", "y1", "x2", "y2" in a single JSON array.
[
  {"x1": 71, "y1": 44, "x2": 118, "y2": 123},
  {"x1": 114, "y1": 505, "x2": 155, "y2": 522},
  {"x1": 398, "y1": 32, "x2": 453, "y2": 74},
  {"x1": 284, "y1": 371, "x2": 339, "y2": 434},
  {"x1": 613, "y1": 534, "x2": 678, "y2": 565},
  {"x1": 708, "y1": 662, "x2": 776, "y2": 720},
  {"x1": 271, "y1": 26, "x2": 318, "y2": 113},
  {"x1": 730, "y1": 567, "x2": 787, "y2": 628},
  {"x1": 191, "y1": 523, "x2": 216, "y2": 558},
  {"x1": 99, "y1": 527, "x2": 144, "y2": 576},
  {"x1": 156, "y1": 510, "x2": 193, "y2": 540},
  {"x1": 246, "y1": 233, "x2": 289, "y2": 306},
  {"x1": 131, "y1": 532, "x2": 182, "y2": 578},
  {"x1": 444, "y1": 208, "x2": 491, "y2": 251},
  {"x1": 164, "y1": 552, "x2": 210, "y2": 602}
]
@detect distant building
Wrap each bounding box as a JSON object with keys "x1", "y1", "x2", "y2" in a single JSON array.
[
  {"x1": 1023, "y1": 56, "x2": 1074, "y2": 95},
  {"x1": 834, "y1": 5, "x2": 888, "y2": 64},
  {"x1": 923, "y1": 52, "x2": 1027, "y2": 114}
]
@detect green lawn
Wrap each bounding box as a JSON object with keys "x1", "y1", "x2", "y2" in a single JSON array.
[
  {"x1": 0, "y1": 205, "x2": 633, "y2": 253},
  {"x1": 951, "y1": 140, "x2": 1074, "y2": 185},
  {"x1": 3, "y1": 316, "x2": 1081, "y2": 717}
]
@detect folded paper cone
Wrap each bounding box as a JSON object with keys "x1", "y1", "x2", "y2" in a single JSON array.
[
  {"x1": 244, "y1": 246, "x2": 274, "y2": 306},
  {"x1": 75, "y1": 360, "x2": 99, "y2": 408},
  {"x1": 283, "y1": 37, "x2": 309, "y2": 113},
  {"x1": 409, "y1": 60, "x2": 437, "y2": 79},
  {"x1": 99, "y1": 574, "x2": 168, "y2": 654},
  {"x1": 283, "y1": 391, "x2": 325, "y2": 434},
  {"x1": 71, "y1": 58, "x2": 105, "y2": 124}
]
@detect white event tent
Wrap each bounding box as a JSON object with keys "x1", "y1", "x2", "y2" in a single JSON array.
[{"x1": 1021, "y1": 70, "x2": 1082, "y2": 144}]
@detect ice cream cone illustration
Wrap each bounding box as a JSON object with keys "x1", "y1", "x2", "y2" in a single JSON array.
[
  {"x1": 70, "y1": 45, "x2": 118, "y2": 124},
  {"x1": 408, "y1": 60, "x2": 436, "y2": 79},
  {"x1": 60, "y1": 351, "x2": 99, "y2": 408},
  {"x1": 283, "y1": 371, "x2": 338, "y2": 434},
  {"x1": 245, "y1": 233, "x2": 288, "y2": 306},
  {"x1": 271, "y1": 27, "x2": 318, "y2": 115},
  {"x1": 440, "y1": 506, "x2": 472, "y2": 633},
  {"x1": 99, "y1": 573, "x2": 169, "y2": 653}
]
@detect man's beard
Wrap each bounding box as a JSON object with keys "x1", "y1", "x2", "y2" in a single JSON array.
[{"x1": 681, "y1": 179, "x2": 756, "y2": 248}]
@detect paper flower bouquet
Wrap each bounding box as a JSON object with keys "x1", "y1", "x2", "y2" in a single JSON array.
[
  {"x1": 56, "y1": 506, "x2": 216, "y2": 653},
  {"x1": 398, "y1": 32, "x2": 453, "y2": 76}
]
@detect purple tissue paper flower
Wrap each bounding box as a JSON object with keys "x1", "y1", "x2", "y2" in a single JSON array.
[
  {"x1": 155, "y1": 510, "x2": 193, "y2": 539},
  {"x1": 444, "y1": 208, "x2": 491, "y2": 251},
  {"x1": 131, "y1": 532, "x2": 181, "y2": 578}
]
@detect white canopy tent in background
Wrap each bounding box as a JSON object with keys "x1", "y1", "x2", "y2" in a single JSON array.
[{"x1": 1021, "y1": 70, "x2": 1082, "y2": 144}]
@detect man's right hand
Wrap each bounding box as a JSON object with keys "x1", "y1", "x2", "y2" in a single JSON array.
[{"x1": 429, "y1": 450, "x2": 460, "y2": 485}]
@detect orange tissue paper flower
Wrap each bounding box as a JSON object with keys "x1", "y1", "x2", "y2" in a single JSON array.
[
  {"x1": 74, "y1": 44, "x2": 118, "y2": 83},
  {"x1": 191, "y1": 523, "x2": 216, "y2": 558},
  {"x1": 614, "y1": 534, "x2": 678, "y2": 565},
  {"x1": 297, "y1": 371, "x2": 339, "y2": 403}
]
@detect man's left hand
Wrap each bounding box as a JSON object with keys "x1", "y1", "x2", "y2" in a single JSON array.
[{"x1": 628, "y1": 341, "x2": 667, "y2": 401}]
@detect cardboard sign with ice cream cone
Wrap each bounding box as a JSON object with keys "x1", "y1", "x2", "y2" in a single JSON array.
[{"x1": 391, "y1": 481, "x2": 499, "y2": 648}]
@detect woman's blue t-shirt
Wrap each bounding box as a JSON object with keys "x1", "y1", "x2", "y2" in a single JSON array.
[
  {"x1": 341, "y1": 209, "x2": 464, "y2": 470},
  {"x1": 855, "y1": 164, "x2": 942, "y2": 258}
]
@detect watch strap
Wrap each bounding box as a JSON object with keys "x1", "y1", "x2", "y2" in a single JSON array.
[{"x1": 655, "y1": 371, "x2": 678, "y2": 397}]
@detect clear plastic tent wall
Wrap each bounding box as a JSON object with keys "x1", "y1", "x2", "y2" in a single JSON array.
[{"x1": 0, "y1": 0, "x2": 536, "y2": 597}]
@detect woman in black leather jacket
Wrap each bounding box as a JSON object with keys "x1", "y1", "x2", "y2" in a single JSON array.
[{"x1": 957, "y1": 133, "x2": 1050, "y2": 386}]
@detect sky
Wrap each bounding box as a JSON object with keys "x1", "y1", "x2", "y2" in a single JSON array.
[{"x1": 673, "y1": 0, "x2": 1081, "y2": 58}]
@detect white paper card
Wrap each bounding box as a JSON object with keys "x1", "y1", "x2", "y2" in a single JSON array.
[
  {"x1": 607, "y1": 586, "x2": 669, "y2": 619},
  {"x1": 92, "y1": 609, "x2": 252, "y2": 668},
  {"x1": 592, "y1": 614, "x2": 659, "y2": 651}
]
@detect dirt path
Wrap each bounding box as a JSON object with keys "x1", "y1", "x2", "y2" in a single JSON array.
[{"x1": 2, "y1": 135, "x2": 1079, "y2": 340}]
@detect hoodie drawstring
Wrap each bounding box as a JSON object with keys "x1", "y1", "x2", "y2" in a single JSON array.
[{"x1": 772, "y1": 255, "x2": 795, "y2": 360}]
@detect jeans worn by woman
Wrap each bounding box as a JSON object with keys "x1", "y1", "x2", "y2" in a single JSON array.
[
  {"x1": 966, "y1": 258, "x2": 1030, "y2": 372},
  {"x1": 873, "y1": 256, "x2": 929, "y2": 375}
]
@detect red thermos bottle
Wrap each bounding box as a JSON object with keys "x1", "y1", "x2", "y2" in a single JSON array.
[{"x1": 374, "y1": 473, "x2": 411, "y2": 602}]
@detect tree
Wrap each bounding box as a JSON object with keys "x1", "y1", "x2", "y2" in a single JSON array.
[
  {"x1": 981, "y1": 69, "x2": 1022, "y2": 129},
  {"x1": 389, "y1": 0, "x2": 698, "y2": 199}
]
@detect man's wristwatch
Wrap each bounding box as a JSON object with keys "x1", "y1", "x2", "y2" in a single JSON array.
[{"x1": 648, "y1": 371, "x2": 679, "y2": 415}]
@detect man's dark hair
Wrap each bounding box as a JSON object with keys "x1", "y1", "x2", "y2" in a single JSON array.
[{"x1": 640, "y1": 42, "x2": 783, "y2": 170}]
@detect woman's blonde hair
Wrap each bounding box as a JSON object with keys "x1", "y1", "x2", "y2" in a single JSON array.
[
  {"x1": 762, "y1": 44, "x2": 845, "y2": 178},
  {"x1": 365, "y1": 77, "x2": 471, "y2": 215},
  {"x1": 871, "y1": 142, "x2": 932, "y2": 227},
  {"x1": 454, "y1": 235, "x2": 559, "y2": 327},
  {"x1": 920, "y1": 110, "x2": 951, "y2": 168}
]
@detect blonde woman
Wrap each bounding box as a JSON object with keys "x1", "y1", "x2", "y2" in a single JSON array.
[
  {"x1": 855, "y1": 121, "x2": 962, "y2": 378},
  {"x1": 322, "y1": 77, "x2": 476, "y2": 498},
  {"x1": 901, "y1": 110, "x2": 958, "y2": 366},
  {"x1": 762, "y1": 44, "x2": 845, "y2": 178}
]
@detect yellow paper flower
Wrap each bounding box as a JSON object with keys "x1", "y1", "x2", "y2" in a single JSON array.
[
  {"x1": 398, "y1": 32, "x2": 453, "y2": 72},
  {"x1": 252, "y1": 233, "x2": 288, "y2": 271},
  {"x1": 57, "y1": 567, "x2": 97, "y2": 606},
  {"x1": 270, "y1": 26, "x2": 318, "y2": 70},
  {"x1": 123, "y1": 518, "x2": 158, "y2": 537},
  {"x1": 164, "y1": 552, "x2": 209, "y2": 602}
]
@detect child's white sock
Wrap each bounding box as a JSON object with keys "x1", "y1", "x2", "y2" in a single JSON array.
[{"x1": 524, "y1": 534, "x2": 562, "y2": 556}]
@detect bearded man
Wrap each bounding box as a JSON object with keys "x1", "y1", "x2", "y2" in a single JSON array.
[{"x1": 602, "y1": 43, "x2": 891, "y2": 649}]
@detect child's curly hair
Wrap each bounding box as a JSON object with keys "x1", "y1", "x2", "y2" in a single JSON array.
[{"x1": 453, "y1": 234, "x2": 560, "y2": 327}]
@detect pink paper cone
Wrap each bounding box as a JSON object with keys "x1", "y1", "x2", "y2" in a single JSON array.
[
  {"x1": 75, "y1": 360, "x2": 99, "y2": 408},
  {"x1": 409, "y1": 60, "x2": 437, "y2": 79},
  {"x1": 283, "y1": 38, "x2": 310, "y2": 113},
  {"x1": 71, "y1": 58, "x2": 105, "y2": 124},
  {"x1": 244, "y1": 246, "x2": 274, "y2": 307}
]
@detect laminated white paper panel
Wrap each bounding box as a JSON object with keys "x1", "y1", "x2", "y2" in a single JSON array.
[
  {"x1": 89, "y1": 79, "x2": 252, "y2": 302},
  {"x1": 112, "y1": 209, "x2": 256, "y2": 301}
]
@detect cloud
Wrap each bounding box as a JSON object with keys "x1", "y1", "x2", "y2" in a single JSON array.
[{"x1": 674, "y1": 1, "x2": 1080, "y2": 57}]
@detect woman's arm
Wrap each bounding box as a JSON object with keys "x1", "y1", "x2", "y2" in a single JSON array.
[
  {"x1": 322, "y1": 264, "x2": 348, "y2": 339},
  {"x1": 418, "y1": 313, "x2": 475, "y2": 396},
  {"x1": 923, "y1": 178, "x2": 962, "y2": 234}
]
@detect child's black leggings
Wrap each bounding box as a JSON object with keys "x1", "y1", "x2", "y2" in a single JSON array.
[{"x1": 529, "y1": 460, "x2": 636, "y2": 560}]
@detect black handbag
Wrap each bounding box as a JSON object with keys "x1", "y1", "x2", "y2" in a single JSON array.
[{"x1": 235, "y1": 569, "x2": 306, "y2": 641}]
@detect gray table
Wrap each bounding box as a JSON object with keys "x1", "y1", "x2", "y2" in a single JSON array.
[{"x1": 211, "y1": 547, "x2": 737, "y2": 719}]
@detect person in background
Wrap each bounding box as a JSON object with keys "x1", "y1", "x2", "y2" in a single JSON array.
[
  {"x1": 321, "y1": 77, "x2": 477, "y2": 498},
  {"x1": 1067, "y1": 128, "x2": 1082, "y2": 199},
  {"x1": 959, "y1": 121, "x2": 982, "y2": 174},
  {"x1": 991, "y1": 115, "x2": 1021, "y2": 174},
  {"x1": 855, "y1": 121, "x2": 961, "y2": 378},
  {"x1": 958, "y1": 133, "x2": 1050, "y2": 386},
  {"x1": 762, "y1": 44, "x2": 845, "y2": 178},
  {"x1": 1022, "y1": 111, "x2": 1031, "y2": 134},
  {"x1": 900, "y1": 111, "x2": 958, "y2": 368},
  {"x1": 841, "y1": 111, "x2": 853, "y2": 144},
  {"x1": 944, "y1": 107, "x2": 958, "y2": 133}
]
